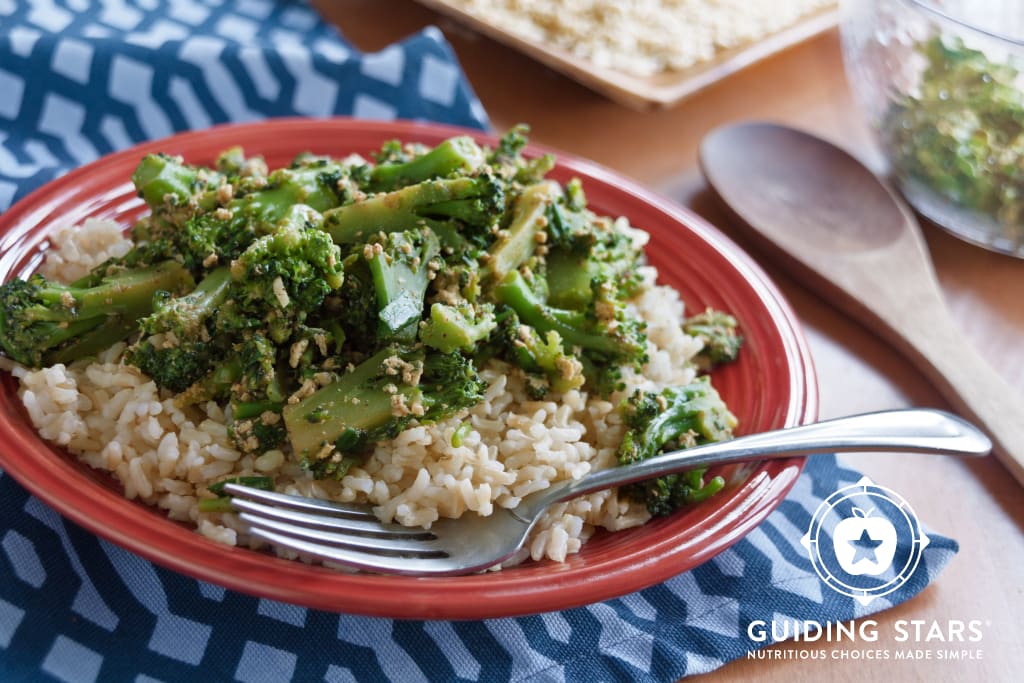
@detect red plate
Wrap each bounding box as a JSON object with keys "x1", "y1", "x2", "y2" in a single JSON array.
[{"x1": 0, "y1": 118, "x2": 817, "y2": 619}]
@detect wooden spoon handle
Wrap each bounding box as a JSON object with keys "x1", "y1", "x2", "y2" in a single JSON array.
[{"x1": 882, "y1": 302, "x2": 1024, "y2": 484}]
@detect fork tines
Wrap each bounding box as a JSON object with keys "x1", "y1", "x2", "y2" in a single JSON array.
[{"x1": 221, "y1": 483, "x2": 447, "y2": 560}]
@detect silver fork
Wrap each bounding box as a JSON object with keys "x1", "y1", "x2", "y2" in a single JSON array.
[{"x1": 223, "y1": 408, "x2": 990, "y2": 576}]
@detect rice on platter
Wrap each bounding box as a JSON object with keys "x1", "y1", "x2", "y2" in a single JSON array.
[{"x1": 0, "y1": 128, "x2": 742, "y2": 568}]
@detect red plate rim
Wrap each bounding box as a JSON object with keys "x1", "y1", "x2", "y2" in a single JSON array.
[{"x1": 0, "y1": 118, "x2": 818, "y2": 620}]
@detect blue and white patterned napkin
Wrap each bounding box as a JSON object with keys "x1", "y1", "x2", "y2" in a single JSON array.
[{"x1": 0, "y1": 2, "x2": 958, "y2": 682}]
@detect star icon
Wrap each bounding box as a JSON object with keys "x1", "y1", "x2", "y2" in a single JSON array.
[{"x1": 849, "y1": 529, "x2": 884, "y2": 563}]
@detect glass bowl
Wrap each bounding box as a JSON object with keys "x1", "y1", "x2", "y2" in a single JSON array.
[{"x1": 840, "y1": 0, "x2": 1024, "y2": 257}]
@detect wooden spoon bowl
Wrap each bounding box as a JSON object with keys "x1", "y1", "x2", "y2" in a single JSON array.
[{"x1": 700, "y1": 122, "x2": 1024, "y2": 484}]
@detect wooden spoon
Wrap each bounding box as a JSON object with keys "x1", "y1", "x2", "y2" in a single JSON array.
[{"x1": 699, "y1": 121, "x2": 1024, "y2": 485}]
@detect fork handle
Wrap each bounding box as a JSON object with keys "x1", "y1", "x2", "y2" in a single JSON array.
[{"x1": 524, "y1": 408, "x2": 990, "y2": 516}]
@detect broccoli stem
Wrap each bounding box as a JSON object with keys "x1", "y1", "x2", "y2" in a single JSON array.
[
  {"x1": 545, "y1": 247, "x2": 594, "y2": 310},
  {"x1": 231, "y1": 398, "x2": 284, "y2": 420},
  {"x1": 283, "y1": 346, "x2": 485, "y2": 460},
  {"x1": 238, "y1": 163, "x2": 344, "y2": 223},
  {"x1": 282, "y1": 347, "x2": 412, "y2": 457},
  {"x1": 481, "y1": 181, "x2": 559, "y2": 283},
  {"x1": 492, "y1": 270, "x2": 624, "y2": 357},
  {"x1": 323, "y1": 176, "x2": 500, "y2": 245},
  {"x1": 370, "y1": 136, "x2": 485, "y2": 191},
  {"x1": 150, "y1": 265, "x2": 233, "y2": 336},
  {"x1": 132, "y1": 154, "x2": 204, "y2": 209}
]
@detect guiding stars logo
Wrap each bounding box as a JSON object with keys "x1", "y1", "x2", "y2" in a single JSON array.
[{"x1": 801, "y1": 477, "x2": 929, "y2": 605}]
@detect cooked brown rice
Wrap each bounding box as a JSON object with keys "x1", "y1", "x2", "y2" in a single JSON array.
[{"x1": 8, "y1": 219, "x2": 706, "y2": 565}]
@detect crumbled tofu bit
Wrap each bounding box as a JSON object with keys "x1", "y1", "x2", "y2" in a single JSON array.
[
  {"x1": 534, "y1": 230, "x2": 548, "y2": 244},
  {"x1": 214, "y1": 207, "x2": 232, "y2": 221},
  {"x1": 616, "y1": 217, "x2": 651, "y2": 249},
  {"x1": 383, "y1": 355, "x2": 424, "y2": 386},
  {"x1": 202, "y1": 252, "x2": 219, "y2": 268},
  {"x1": 656, "y1": 394, "x2": 668, "y2": 411},
  {"x1": 326, "y1": 252, "x2": 337, "y2": 268},
  {"x1": 536, "y1": 215, "x2": 549, "y2": 228},
  {"x1": 447, "y1": 0, "x2": 834, "y2": 78},
  {"x1": 162, "y1": 192, "x2": 177, "y2": 207},
  {"x1": 390, "y1": 393, "x2": 425, "y2": 417},
  {"x1": 216, "y1": 182, "x2": 234, "y2": 205},
  {"x1": 435, "y1": 284, "x2": 461, "y2": 305},
  {"x1": 400, "y1": 241, "x2": 413, "y2": 255},
  {"x1": 244, "y1": 435, "x2": 260, "y2": 451},
  {"x1": 411, "y1": 256, "x2": 421, "y2": 268},
  {"x1": 289, "y1": 338, "x2": 310, "y2": 368},
  {"x1": 233, "y1": 418, "x2": 253, "y2": 436},
  {"x1": 272, "y1": 276, "x2": 290, "y2": 308},
  {"x1": 313, "y1": 333, "x2": 328, "y2": 356},
  {"x1": 383, "y1": 383, "x2": 398, "y2": 395},
  {"x1": 312, "y1": 372, "x2": 333, "y2": 387},
  {"x1": 161, "y1": 330, "x2": 180, "y2": 349},
  {"x1": 241, "y1": 157, "x2": 268, "y2": 178},
  {"x1": 287, "y1": 379, "x2": 318, "y2": 404},
  {"x1": 362, "y1": 242, "x2": 384, "y2": 260},
  {"x1": 60, "y1": 291, "x2": 75, "y2": 309},
  {"x1": 535, "y1": 244, "x2": 549, "y2": 256},
  {"x1": 314, "y1": 442, "x2": 334, "y2": 462},
  {"x1": 340, "y1": 153, "x2": 367, "y2": 167},
  {"x1": 260, "y1": 411, "x2": 281, "y2": 426},
  {"x1": 556, "y1": 355, "x2": 583, "y2": 380}
]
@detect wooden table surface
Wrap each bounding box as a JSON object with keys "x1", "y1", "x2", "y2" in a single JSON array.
[{"x1": 322, "y1": 3, "x2": 1022, "y2": 680}]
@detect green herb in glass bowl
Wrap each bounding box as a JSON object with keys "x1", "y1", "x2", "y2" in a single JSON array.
[{"x1": 883, "y1": 36, "x2": 1024, "y2": 247}]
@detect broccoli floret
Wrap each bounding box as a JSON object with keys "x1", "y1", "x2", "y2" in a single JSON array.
[
  {"x1": 323, "y1": 175, "x2": 505, "y2": 247},
  {"x1": 282, "y1": 346, "x2": 486, "y2": 472},
  {"x1": 487, "y1": 124, "x2": 555, "y2": 185},
  {"x1": 127, "y1": 156, "x2": 351, "y2": 275},
  {"x1": 544, "y1": 187, "x2": 647, "y2": 309},
  {"x1": 0, "y1": 261, "x2": 193, "y2": 367},
  {"x1": 617, "y1": 377, "x2": 736, "y2": 516},
  {"x1": 419, "y1": 301, "x2": 497, "y2": 353},
  {"x1": 228, "y1": 395, "x2": 287, "y2": 455},
  {"x1": 369, "y1": 135, "x2": 486, "y2": 191},
  {"x1": 328, "y1": 253, "x2": 379, "y2": 353},
  {"x1": 499, "y1": 310, "x2": 584, "y2": 397},
  {"x1": 365, "y1": 228, "x2": 441, "y2": 344},
  {"x1": 229, "y1": 209, "x2": 345, "y2": 343},
  {"x1": 683, "y1": 309, "x2": 743, "y2": 369},
  {"x1": 126, "y1": 265, "x2": 233, "y2": 392}
]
